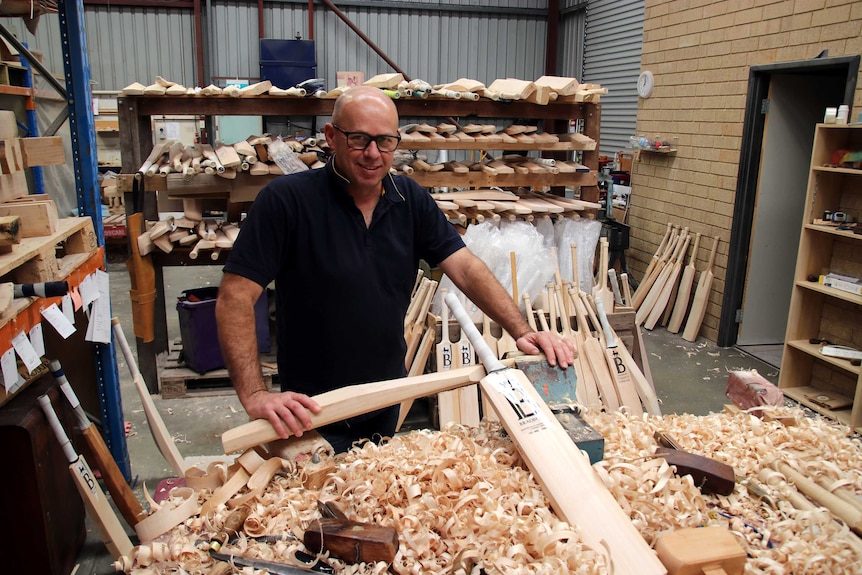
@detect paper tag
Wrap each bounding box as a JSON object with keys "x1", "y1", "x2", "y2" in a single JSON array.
[
  {"x1": 12, "y1": 330, "x2": 42, "y2": 374},
  {"x1": 85, "y1": 269, "x2": 111, "y2": 344},
  {"x1": 71, "y1": 286, "x2": 83, "y2": 311},
  {"x1": 79, "y1": 274, "x2": 99, "y2": 308},
  {"x1": 62, "y1": 294, "x2": 75, "y2": 324},
  {"x1": 42, "y1": 303, "x2": 77, "y2": 339},
  {"x1": 1, "y1": 348, "x2": 21, "y2": 392},
  {"x1": 29, "y1": 323, "x2": 45, "y2": 357}
]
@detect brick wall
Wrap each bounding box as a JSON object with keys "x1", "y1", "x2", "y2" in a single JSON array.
[{"x1": 628, "y1": 0, "x2": 862, "y2": 342}]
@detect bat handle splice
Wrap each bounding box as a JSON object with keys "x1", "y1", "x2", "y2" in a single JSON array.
[
  {"x1": 49, "y1": 359, "x2": 90, "y2": 430},
  {"x1": 444, "y1": 293, "x2": 505, "y2": 372},
  {"x1": 594, "y1": 297, "x2": 617, "y2": 349},
  {"x1": 37, "y1": 394, "x2": 78, "y2": 463}
]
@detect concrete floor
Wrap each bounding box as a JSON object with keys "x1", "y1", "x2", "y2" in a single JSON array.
[{"x1": 74, "y1": 256, "x2": 781, "y2": 573}]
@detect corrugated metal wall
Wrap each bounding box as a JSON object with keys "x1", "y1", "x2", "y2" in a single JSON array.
[
  {"x1": 583, "y1": 0, "x2": 643, "y2": 157},
  {"x1": 266, "y1": 1, "x2": 548, "y2": 90},
  {"x1": 1, "y1": 1, "x2": 554, "y2": 93},
  {"x1": 1, "y1": 8, "x2": 196, "y2": 91},
  {"x1": 557, "y1": 1, "x2": 587, "y2": 83}
]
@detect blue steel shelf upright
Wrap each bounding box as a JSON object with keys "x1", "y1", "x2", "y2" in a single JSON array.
[{"x1": 57, "y1": 0, "x2": 131, "y2": 480}]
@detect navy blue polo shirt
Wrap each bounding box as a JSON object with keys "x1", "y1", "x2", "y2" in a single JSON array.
[{"x1": 223, "y1": 161, "x2": 465, "y2": 395}]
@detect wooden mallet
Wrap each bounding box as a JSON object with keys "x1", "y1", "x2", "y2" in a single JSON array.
[{"x1": 656, "y1": 526, "x2": 746, "y2": 575}]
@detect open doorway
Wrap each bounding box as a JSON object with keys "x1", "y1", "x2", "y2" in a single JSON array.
[{"x1": 719, "y1": 55, "x2": 859, "y2": 367}]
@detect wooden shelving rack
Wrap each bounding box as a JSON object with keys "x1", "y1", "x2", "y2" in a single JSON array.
[{"x1": 779, "y1": 124, "x2": 862, "y2": 432}]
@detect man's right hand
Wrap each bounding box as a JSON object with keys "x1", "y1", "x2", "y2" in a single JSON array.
[{"x1": 243, "y1": 389, "x2": 322, "y2": 439}]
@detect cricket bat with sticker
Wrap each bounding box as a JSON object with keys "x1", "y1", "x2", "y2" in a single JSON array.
[
  {"x1": 38, "y1": 394, "x2": 134, "y2": 560},
  {"x1": 443, "y1": 293, "x2": 666, "y2": 575}
]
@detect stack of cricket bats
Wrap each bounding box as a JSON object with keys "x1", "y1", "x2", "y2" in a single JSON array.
[
  {"x1": 136, "y1": 135, "x2": 327, "y2": 181},
  {"x1": 631, "y1": 222, "x2": 721, "y2": 342}
]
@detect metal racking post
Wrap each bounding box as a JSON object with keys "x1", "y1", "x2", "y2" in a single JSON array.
[{"x1": 57, "y1": 0, "x2": 131, "y2": 480}]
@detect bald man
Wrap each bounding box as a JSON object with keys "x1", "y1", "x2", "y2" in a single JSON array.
[{"x1": 216, "y1": 86, "x2": 573, "y2": 453}]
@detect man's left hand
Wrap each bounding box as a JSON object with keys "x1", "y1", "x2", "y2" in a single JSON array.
[{"x1": 516, "y1": 331, "x2": 576, "y2": 368}]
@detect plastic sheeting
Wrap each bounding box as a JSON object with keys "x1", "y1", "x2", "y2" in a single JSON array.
[{"x1": 433, "y1": 218, "x2": 603, "y2": 325}]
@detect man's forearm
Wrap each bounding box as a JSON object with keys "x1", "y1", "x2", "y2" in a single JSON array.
[{"x1": 215, "y1": 292, "x2": 266, "y2": 405}]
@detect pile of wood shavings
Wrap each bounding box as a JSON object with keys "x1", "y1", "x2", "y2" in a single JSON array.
[
  {"x1": 583, "y1": 406, "x2": 862, "y2": 574},
  {"x1": 325, "y1": 425, "x2": 606, "y2": 574},
  {"x1": 120, "y1": 408, "x2": 862, "y2": 575},
  {"x1": 119, "y1": 422, "x2": 606, "y2": 575}
]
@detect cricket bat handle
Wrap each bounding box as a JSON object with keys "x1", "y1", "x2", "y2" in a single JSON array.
[
  {"x1": 775, "y1": 461, "x2": 862, "y2": 534},
  {"x1": 444, "y1": 293, "x2": 503, "y2": 372},
  {"x1": 37, "y1": 394, "x2": 77, "y2": 463},
  {"x1": 14, "y1": 280, "x2": 69, "y2": 298},
  {"x1": 594, "y1": 297, "x2": 617, "y2": 348}
]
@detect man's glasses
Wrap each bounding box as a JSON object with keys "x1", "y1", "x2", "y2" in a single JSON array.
[{"x1": 332, "y1": 124, "x2": 401, "y2": 153}]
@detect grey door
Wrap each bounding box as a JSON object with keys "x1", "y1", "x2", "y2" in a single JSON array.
[{"x1": 737, "y1": 73, "x2": 845, "y2": 345}]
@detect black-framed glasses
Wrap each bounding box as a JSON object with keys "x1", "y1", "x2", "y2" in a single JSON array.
[{"x1": 332, "y1": 124, "x2": 401, "y2": 152}]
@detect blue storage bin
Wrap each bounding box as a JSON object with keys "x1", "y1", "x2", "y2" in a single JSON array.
[{"x1": 177, "y1": 287, "x2": 270, "y2": 374}]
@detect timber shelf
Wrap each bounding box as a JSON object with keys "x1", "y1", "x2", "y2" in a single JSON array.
[
  {"x1": 409, "y1": 170, "x2": 597, "y2": 188},
  {"x1": 118, "y1": 93, "x2": 601, "y2": 394},
  {"x1": 400, "y1": 139, "x2": 596, "y2": 152},
  {"x1": 795, "y1": 279, "x2": 862, "y2": 306},
  {"x1": 0, "y1": 246, "x2": 105, "y2": 406},
  {"x1": 0, "y1": 216, "x2": 98, "y2": 284},
  {"x1": 779, "y1": 124, "x2": 862, "y2": 431}
]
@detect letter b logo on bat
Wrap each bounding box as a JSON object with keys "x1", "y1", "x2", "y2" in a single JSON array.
[
  {"x1": 612, "y1": 351, "x2": 627, "y2": 375},
  {"x1": 442, "y1": 347, "x2": 452, "y2": 368},
  {"x1": 76, "y1": 460, "x2": 97, "y2": 493}
]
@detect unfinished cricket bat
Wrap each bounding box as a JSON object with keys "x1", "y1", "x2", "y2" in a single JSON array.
[
  {"x1": 112, "y1": 318, "x2": 187, "y2": 476},
  {"x1": 636, "y1": 227, "x2": 687, "y2": 325},
  {"x1": 49, "y1": 360, "x2": 146, "y2": 528},
  {"x1": 495, "y1": 251, "x2": 520, "y2": 358},
  {"x1": 222, "y1": 365, "x2": 487, "y2": 454},
  {"x1": 643, "y1": 232, "x2": 690, "y2": 330},
  {"x1": 482, "y1": 312, "x2": 499, "y2": 359},
  {"x1": 453, "y1": 294, "x2": 480, "y2": 426},
  {"x1": 444, "y1": 293, "x2": 666, "y2": 575},
  {"x1": 436, "y1": 288, "x2": 459, "y2": 425},
  {"x1": 633, "y1": 222, "x2": 672, "y2": 303},
  {"x1": 592, "y1": 237, "x2": 614, "y2": 312},
  {"x1": 595, "y1": 297, "x2": 644, "y2": 415},
  {"x1": 668, "y1": 232, "x2": 701, "y2": 333},
  {"x1": 38, "y1": 394, "x2": 134, "y2": 560},
  {"x1": 570, "y1": 286, "x2": 619, "y2": 411},
  {"x1": 682, "y1": 236, "x2": 719, "y2": 342},
  {"x1": 632, "y1": 224, "x2": 677, "y2": 309}
]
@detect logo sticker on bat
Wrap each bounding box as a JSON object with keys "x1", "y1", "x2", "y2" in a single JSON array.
[{"x1": 492, "y1": 374, "x2": 550, "y2": 432}]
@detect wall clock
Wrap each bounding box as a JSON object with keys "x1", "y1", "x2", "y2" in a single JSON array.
[{"x1": 637, "y1": 71, "x2": 654, "y2": 98}]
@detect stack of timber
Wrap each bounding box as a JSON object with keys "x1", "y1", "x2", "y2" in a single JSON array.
[
  {"x1": 0, "y1": 111, "x2": 95, "y2": 283},
  {"x1": 1, "y1": 110, "x2": 65, "y2": 202},
  {"x1": 431, "y1": 189, "x2": 600, "y2": 225},
  {"x1": 122, "y1": 74, "x2": 605, "y2": 105},
  {"x1": 134, "y1": 135, "x2": 326, "y2": 182},
  {"x1": 399, "y1": 122, "x2": 596, "y2": 150},
  {"x1": 630, "y1": 222, "x2": 722, "y2": 342},
  {"x1": 134, "y1": 198, "x2": 241, "y2": 261}
]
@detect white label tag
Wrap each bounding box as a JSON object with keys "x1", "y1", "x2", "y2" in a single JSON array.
[
  {"x1": 42, "y1": 303, "x2": 77, "y2": 339},
  {"x1": 1, "y1": 348, "x2": 22, "y2": 392},
  {"x1": 29, "y1": 323, "x2": 45, "y2": 357},
  {"x1": 62, "y1": 294, "x2": 75, "y2": 324},
  {"x1": 12, "y1": 330, "x2": 42, "y2": 374}
]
